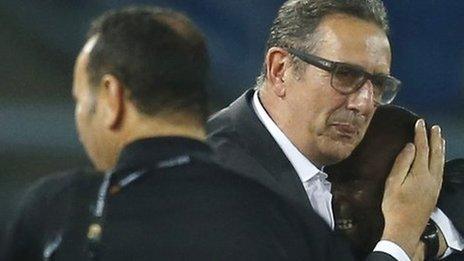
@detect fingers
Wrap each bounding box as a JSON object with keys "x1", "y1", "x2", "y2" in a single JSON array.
[
  {"x1": 429, "y1": 125, "x2": 445, "y2": 179},
  {"x1": 381, "y1": 120, "x2": 445, "y2": 258},
  {"x1": 413, "y1": 119, "x2": 429, "y2": 171},
  {"x1": 387, "y1": 143, "x2": 416, "y2": 184}
]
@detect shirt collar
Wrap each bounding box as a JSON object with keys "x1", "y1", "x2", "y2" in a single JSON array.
[
  {"x1": 114, "y1": 137, "x2": 211, "y2": 172},
  {"x1": 252, "y1": 90, "x2": 322, "y2": 183}
]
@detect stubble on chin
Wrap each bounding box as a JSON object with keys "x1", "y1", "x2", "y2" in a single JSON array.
[{"x1": 318, "y1": 134, "x2": 359, "y2": 165}]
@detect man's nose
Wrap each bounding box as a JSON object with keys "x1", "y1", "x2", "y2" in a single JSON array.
[{"x1": 346, "y1": 80, "x2": 375, "y2": 115}]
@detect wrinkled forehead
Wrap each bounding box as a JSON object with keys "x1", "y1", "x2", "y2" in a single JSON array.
[{"x1": 313, "y1": 14, "x2": 391, "y2": 73}]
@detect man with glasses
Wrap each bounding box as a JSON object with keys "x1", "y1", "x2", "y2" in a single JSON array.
[
  {"x1": 3, "y1": 6, "x2": 365, "y2": 261},
  {"x1": 207, "y1": 0, "x2": 463, "y2": 260},
  {"x1": 286, "y1": 48, "x2": 400, "y2": 105}
]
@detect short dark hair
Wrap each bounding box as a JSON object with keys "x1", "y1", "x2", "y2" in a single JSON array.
[
  {"x1": 257, "y1": 0, "x2": 389, "y2": 86},
  {"x1": 86, "y1": 6, "x2": 209, "y2": 122}
]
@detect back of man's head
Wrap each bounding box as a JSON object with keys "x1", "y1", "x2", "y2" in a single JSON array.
[
  {"x1": 74, "y1": 6, "x2": 210, "y2": 171},
  {"x1": 86, "y1": 6, "x2": 209, "y2": 123}
]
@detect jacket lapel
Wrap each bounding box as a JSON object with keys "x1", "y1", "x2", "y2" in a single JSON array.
[{"x1": 219, "y1": 89, "x2": 312, "y2": 211}]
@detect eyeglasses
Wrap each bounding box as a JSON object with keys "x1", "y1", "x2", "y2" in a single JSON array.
[{"x1": 286, "y1": 48, "x2": 401, "y2": 105}]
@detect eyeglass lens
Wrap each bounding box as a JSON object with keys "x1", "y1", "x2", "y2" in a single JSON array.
[{"x1": 331, "y1": 64, "x2": 398, "y2": 104}]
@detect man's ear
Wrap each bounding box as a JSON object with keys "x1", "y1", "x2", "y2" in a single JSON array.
[
  {"x1": 99, "y1": 74, "x2": 125, "y2": 129},
  {"x1": 265, "y1": 47, "x2": 292, "y2": 97}
]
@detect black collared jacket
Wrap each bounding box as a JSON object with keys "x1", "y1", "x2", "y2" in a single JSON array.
[{"x1": 2, "y1": 137, "x2": 345, "y2": 261}]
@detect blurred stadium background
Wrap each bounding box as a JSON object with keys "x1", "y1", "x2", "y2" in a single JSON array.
[{"x1": 0, "y1": 0, "x2": 463, "y2": 241}]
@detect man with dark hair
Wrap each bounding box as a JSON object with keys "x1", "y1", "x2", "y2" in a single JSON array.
[
  {"x1": 327, "y1": 106, "x2": 464, "y2": 260},
  {"x1": 85, "y1": 7, "x2": 209, "y2": 123},
  {"x1": 207, "y1": 0, "x2": 463, "y2": 260},
  {"x1": 327, "y1": 106, "x2": 422, "y2": 258},
  {"x1": 2, "y1": 6, "x2": 354, "y2": 261},
  {"x1": 75, "y1": 6, "x2": 210, "y2": 172}
]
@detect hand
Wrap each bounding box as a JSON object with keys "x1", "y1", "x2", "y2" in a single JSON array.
[
  {"x1": 412, "y1": 241, "x2": 425, "y2": 261},
  {"x1": 380, "y1": 119, "x2": 445, "y2": 257}
]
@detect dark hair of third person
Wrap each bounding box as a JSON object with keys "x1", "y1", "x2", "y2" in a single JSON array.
[{"x1": 86, "y1": 6, "x2": 209, "y2": 123}]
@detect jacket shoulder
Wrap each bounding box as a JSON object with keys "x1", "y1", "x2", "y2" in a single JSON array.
[
  {"x1": 207, "y1": 88, "x2": 254, "y2": 137},
  {"x1": 1, "y1": 168, "x2": 100, "y2": 260},
  {"x1": 26, "y1": 168, "x2": 100, "y2": 203}
]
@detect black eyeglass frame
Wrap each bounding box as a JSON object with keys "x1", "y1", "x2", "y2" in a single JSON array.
[{"x1": 286, "y1": 47, "x2": 401, "y2": 105}]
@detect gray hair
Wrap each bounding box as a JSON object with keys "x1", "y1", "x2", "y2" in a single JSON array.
[{"x1": 256, "y1": 0, "x2": 389, "y2": 88}]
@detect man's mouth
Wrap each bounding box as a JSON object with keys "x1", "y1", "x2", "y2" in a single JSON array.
[{"x1": 330, "y1": 123, "x2": 358, "y2": 138}]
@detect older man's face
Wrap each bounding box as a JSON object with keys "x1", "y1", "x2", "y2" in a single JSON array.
[{"x1": 282, "y1": 14, "x2": 391, "y2": 166}]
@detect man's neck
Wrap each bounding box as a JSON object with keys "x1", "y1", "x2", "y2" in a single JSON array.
[
  {"x1": 99, "y1": 113, "x2": 205, "y2": 173},
  {"x1": 123, "y1": 116, "x2": 206, "y2": 146},
  {"x1": 258, "y1": 87, "x2": 324, "y2": 168}
]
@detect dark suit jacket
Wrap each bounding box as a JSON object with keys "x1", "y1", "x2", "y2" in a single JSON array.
[
  {"x1": 2, "y1": 137, "x2": 361, "y2": 261},
  {"x1": 207, "y1": 89, "x2": 311, "y2": 215},
  {"x1": 207, "y1": 89, "x2": 458, "y2": 260}
]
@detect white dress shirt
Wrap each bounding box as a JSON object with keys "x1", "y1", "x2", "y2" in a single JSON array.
[{"x1": 252, "y1": 90, "x2": 463, "y2": 260}]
